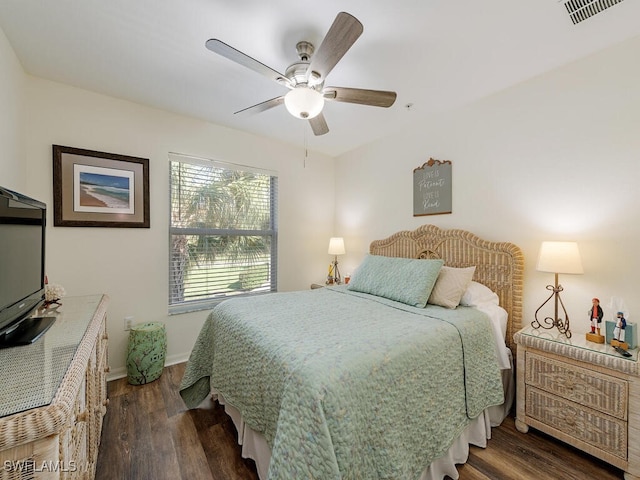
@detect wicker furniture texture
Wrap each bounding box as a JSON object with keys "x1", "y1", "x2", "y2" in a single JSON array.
[
  {"x1": 370, "y1": 224, "x2": 524, "y2": 353},
  {"x1": 515, "y1": 326, "x2": 640, "y2": 480},
  {"x1": 0, "y1": 295, "x2": 109, "y2": 480}
]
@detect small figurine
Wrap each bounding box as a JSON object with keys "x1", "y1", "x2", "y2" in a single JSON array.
[
  {"x1": 612, "y1": 311, "x2": 629, "y2": 350},
  {"x1": 586, "y1": 297, "x2": 605, "y2": 343},
  {"x1": 614, "y1": 312, "x2": 627, "y2": 342},
  {"x1": 589, "y1": 298, "x2": 603, "y2": 334}
]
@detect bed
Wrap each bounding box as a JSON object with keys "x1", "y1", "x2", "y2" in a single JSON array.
[{"x1": 180, "y1": 224, "x2": 524, "y2": 479}]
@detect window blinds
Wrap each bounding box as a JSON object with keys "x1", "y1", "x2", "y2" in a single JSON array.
[{"x1": 169, "y1": 154, "x2": 277, "y2": 313}]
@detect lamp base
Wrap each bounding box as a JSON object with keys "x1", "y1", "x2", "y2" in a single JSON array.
[
  {"x1": 532, "y1": 280, "x2": 572, "y2": 338},
  {"x1": 586, "y1": 332, "x2": 605, "y2": 344},
  {"x1": 332, "y1": 259, "x2": 342, "y2": 284}
]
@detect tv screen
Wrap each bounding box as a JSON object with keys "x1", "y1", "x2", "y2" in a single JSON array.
[{"x1": 0, "y1": 186, "x2": 51, "y2": 347}]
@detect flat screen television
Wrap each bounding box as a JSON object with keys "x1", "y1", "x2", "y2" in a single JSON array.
[{"x1": 0, "y1": 186, "x2": 54, "y2": 348}]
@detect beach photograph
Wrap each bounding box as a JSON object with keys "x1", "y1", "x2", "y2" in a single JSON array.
[{"x1": 74, "y1": 164, "x2": 134, "y2": 214}]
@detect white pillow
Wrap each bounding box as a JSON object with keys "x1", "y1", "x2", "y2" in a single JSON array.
[
  {"x1": 459, "y1": 281, "x2": 499, "y2": 307},
  {"x1": 428, "y1": 266, "x2": 476, "y2": 309}
]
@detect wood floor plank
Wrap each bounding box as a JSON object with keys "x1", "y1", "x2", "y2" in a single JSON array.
[
  {"x1": 160, "y1": 361, "x2": 188, "y2": 418},
  {"x1": 96, "y1": 363, "x2": 627, "y2": 480},
  {"x1": 94, "y1": 388, "x2": 133, "y2": 479},
  {"x1": 128, "y1": 387, "x2": 159, "y2": 480},
  {"x1": 148, "y1": 404, "x2": 182, "y2": 479},
  {"x1": 169, "y1": 411, "x2": 215, "y2": 480},
  {"x1": 199, "y1": 421, "x2": 259, "y2": 480}
]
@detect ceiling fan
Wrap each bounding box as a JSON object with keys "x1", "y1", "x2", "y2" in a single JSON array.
[{"x1": 205, "y1": 12, "x2": 397, "y2": 136}]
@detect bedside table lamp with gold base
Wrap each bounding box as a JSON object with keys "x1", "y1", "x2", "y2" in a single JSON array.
[
  {"x1": 327, "y1": 237, "x2": 346, "y2": 284},
  {"x1": 532, "y1": 241, "x2": 583, "y2": 338}
]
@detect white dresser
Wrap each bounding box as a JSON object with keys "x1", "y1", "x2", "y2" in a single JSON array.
[{"x1": 0, "y1": 295, "x2": 109, "y2": 480}]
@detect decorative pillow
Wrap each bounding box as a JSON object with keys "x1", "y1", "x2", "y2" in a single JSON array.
[
  {"x1": 459, "y1": 281, "x2": 500, "y2": 307},
  {"x1": 428, "y1": 266, "x2": 476, "y2": 309},
  {"x1": 347, "y1": 255, "x2": 443, "y2": 307}
]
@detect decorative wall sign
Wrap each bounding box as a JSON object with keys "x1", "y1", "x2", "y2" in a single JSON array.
[
  {"x1": 53, "y1": 145, "x2": 150, "y2": 227},
  {"x1": 413, "y1": 158, "x2": 452, "y2": 216}
]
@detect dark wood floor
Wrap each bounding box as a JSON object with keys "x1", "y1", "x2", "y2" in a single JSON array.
[{"x1": 96, "y1": 363, "x2": 625, "y2": 480}]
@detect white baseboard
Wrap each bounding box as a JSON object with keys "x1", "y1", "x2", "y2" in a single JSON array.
[{"x1": 106, "y1": 352, "x2": 191, "y2": 382}]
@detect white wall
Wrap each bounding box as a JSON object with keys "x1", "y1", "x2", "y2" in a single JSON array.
[
  {"x1": 20, "y1": 77, "x2": 335, "y2": 378},
  {"x1": 0, "y1": 26, "x2": 25, "y2": 190},
  {"x1": 4, "y1": 22, "x2": 640, "y2": 376},
  {"x1": 336, "y1": 34, "x2": 640, "y2": 337}
]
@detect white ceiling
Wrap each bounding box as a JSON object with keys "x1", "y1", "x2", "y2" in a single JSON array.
[{"x1": 1, "y1": 0, "x2": 639, "y2": 157}]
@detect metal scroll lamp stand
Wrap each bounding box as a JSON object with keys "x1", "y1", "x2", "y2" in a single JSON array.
[
  {"x1": 531, "y1": 241, "x2": 583, "y2": 338},
  {"x1": 327, "y1": 237, "x2": 345, "y2": 284}
]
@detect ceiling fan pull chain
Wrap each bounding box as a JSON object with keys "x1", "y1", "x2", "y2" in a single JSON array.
[{"x1": 304, "y1": 123, "x2": 308, "y2": 168}]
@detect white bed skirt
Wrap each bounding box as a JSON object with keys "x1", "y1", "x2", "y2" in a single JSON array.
[{"x1": 210, "y1": 355, "x2": 514, "y2": 480}]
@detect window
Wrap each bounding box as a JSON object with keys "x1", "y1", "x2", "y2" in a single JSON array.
[{"x1": 169, "y1": 154, "x2": 277, "y2": 313}]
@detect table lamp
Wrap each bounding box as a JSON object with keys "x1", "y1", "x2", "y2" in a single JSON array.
[
  {"x1": 532, "y1": 241, "x2": 583, "y2": 338},
  {"x1": 328, "y1": 237, "x2": 346, "y2": 284}
]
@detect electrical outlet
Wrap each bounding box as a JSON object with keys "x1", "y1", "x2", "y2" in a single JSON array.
[{"x1": 124, "y1": 316, "x2": 134, "y2": 331}]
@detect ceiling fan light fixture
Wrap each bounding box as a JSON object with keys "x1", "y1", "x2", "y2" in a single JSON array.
[{"x1": 284, "y1": 87, "x2": 324, "y2": 119}]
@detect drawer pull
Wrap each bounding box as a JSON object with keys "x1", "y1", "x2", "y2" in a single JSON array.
[
  {"x1": 103, "y1": 398, "x2": 110, "y2": 407},
  {"x1": 104, "y1": 365, "x2": 111, "y2": 373}
]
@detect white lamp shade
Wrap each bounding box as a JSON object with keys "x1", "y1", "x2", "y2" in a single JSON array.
[
  {"x1": 284, "y1": 87, "x2": 324, "y2": 119},
  {"x1": 536, "y1": 241, "x2": 584, "y2": 274},
  {"x1": 328, "y1": 237, "x2": 346, "y2": 255}
]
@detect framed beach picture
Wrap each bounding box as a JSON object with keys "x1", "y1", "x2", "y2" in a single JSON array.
[{"x1": 52, "y1": 145, "x2": 150, "y2": 227}]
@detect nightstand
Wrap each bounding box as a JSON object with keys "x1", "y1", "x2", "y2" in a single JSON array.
[{"x1": 514, "y1": 325, "x2": 640, "y2": 479}]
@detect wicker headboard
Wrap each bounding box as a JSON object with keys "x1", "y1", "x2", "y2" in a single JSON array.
[{"x1": 369, "y1": 224, "x2": 524, "y2": 353}]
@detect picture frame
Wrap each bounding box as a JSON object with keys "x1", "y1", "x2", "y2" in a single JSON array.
[{"x1": 52, "y1": 145, "x2": 150, "y2": 228}]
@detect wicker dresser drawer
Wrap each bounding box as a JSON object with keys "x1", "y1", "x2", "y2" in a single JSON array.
[
  {"x1": 525, "y1": 386, "x2": 627, "y2": 459},
  {"x1": 525, "y1": 351, "x2": 628, "y2": 420},
  {"x1": 515, "y1": 325, "x2": 640, "y2": 477},
  {"x1": 0, "y1": 296, "x2": 109, "y2": 480}
]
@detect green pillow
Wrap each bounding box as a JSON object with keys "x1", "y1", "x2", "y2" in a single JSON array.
[{"x1": 347, "y1": 255, "x2": 444, "y2": 307}]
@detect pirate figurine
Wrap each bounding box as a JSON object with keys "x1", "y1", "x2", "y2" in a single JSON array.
[
  {"x1": 612, "y1": 311, "x2": 628, "y2": 348},
  {"x1": 589, "y1": 298, "x2": 603, "y2": 334},
  {"x1": 586, "y1": 297, "x2": 605, "y2": 343}
]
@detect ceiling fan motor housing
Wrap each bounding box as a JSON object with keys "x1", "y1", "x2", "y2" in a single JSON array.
[{"x1": 286, "y1": 41, "x2": 322, "y2": 87}]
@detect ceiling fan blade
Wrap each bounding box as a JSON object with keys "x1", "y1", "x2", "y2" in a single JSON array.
[
  {"x1": 324, "y1": 87, "x2": 397, "y2": 108},
  {"x1": 307, "y1": 12, "x2": 363, "y2": 83},
  {"x1": 309, "y1": 113, "x2": 329, "y2": 136},
  {"x1": 206, "y1": 39, "x2": 292, "y2": 88},
  {"x1": 234, "y1": 96, "x2": 284, "y2": 116}
]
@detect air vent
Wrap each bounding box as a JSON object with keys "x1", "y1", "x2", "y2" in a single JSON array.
[{"x1": 563, "y1": 0, "x2": 625, "y2": 25}]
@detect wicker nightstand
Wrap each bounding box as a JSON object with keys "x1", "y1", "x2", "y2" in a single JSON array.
[{"x1": 514, "y1": 325, "x2": 640, "y2": 479}]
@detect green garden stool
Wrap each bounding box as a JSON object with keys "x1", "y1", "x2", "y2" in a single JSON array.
[{"x1": 126, "y1": 322, "x2": 167, "y2": 385}]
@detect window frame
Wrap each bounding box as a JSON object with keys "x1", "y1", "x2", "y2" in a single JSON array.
[{"x1": 168, "y1": 153, "x2": 278, "y2": 315}]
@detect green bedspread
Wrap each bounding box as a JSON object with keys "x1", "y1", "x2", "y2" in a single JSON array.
[{"x1": 180, "y1": 286, "x2": 504, "y2": 480}]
